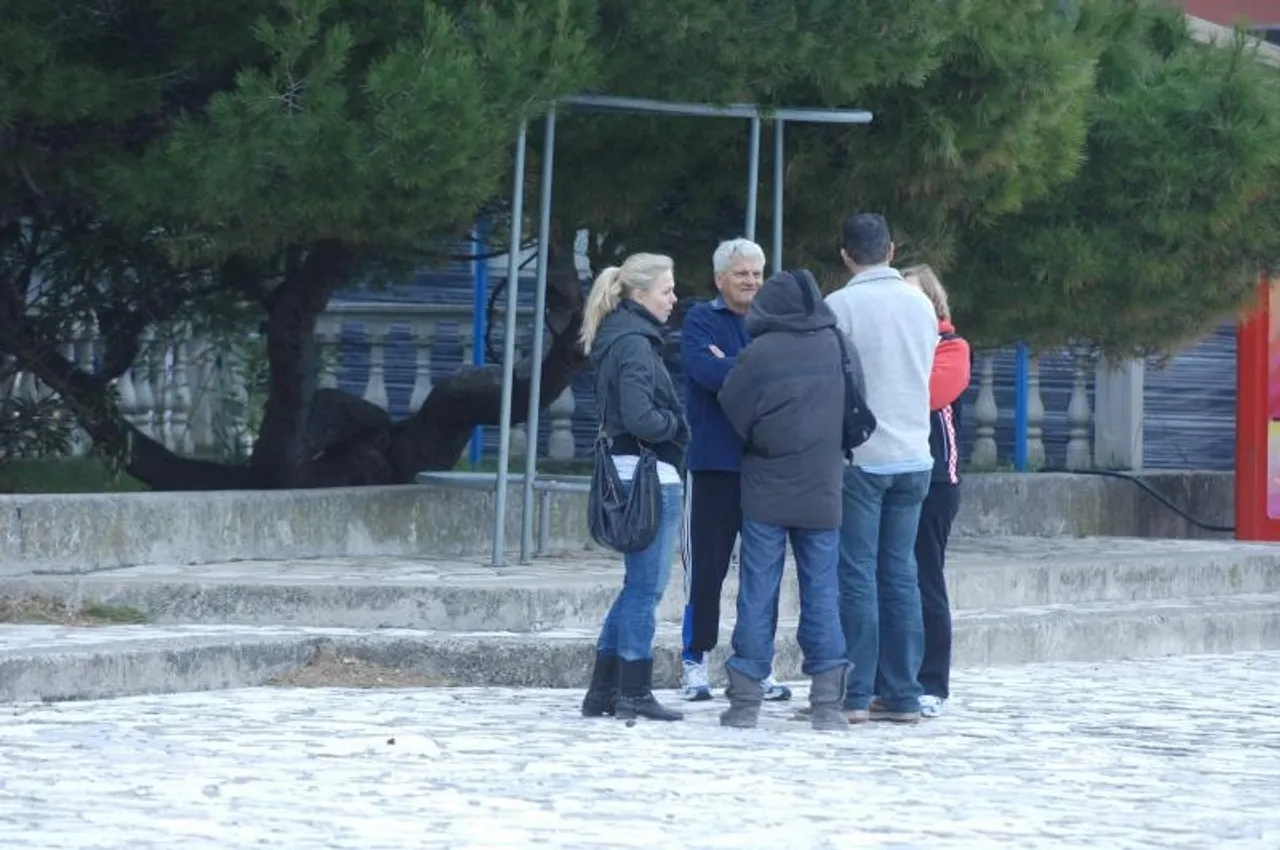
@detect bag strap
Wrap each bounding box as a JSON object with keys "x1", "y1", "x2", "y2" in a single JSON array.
[
  {"x1": 830, "y1": 327, "x2": 859, "y2": 463},
  {"x1": 830, "y1": 327, "x2": 855, "y2": 380}
]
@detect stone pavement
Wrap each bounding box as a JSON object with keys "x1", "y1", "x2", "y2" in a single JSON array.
[{"x1": 1, "y1": 652, "x2": 1277, "y2": 849}]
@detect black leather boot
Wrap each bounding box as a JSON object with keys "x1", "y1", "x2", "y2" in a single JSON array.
[
  {"x1": 615, "y1": 659, "x2": 683, "y2": 722},
  {"x1": 581, "y1": 651, "x2": 620, "y2": 718}
]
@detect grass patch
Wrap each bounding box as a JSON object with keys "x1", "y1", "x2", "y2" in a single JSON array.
[
  {"x1": 80, "y1": 602, "x2": 150, "y2": 624},
  {"x1": 0, "y1": 458, "x2": 148, "y2": 494},
  {"x1": 0, "y1": 595, "x2": 150, "y2": 626},
  {"x1": 269, "y1": 643, "x2": 452, "y2": 689}
]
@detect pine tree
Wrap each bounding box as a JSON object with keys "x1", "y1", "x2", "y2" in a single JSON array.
[
  {"x1": 947, "y1": 1, "x2": 1280, "y2": 355},
  {"x1": 553, "y1": 0, "x2": 1102, "y2": 286},
  {"x1": 7, "y1": 0, "x2": 1261, "y2": 488},
  {"x1": 1, "y1": 0, "x2": 596, "y2": 487}
]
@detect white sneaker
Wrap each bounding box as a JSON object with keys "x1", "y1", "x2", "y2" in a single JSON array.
[
  {"x1": 681, "y1": 659, "x2": 712, "y2": 701},
  {"x1": 760, "y1": 674, "x2": 793, "y2": 702},
  {"x1": 919, "y1": 695, "x2": 947, "y2": 718}
]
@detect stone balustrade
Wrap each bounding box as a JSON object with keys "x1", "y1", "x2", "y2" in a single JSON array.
[
  {"x1": 0, "y1": 302, "x2": 581, "y2": 465},
  {"x1": 0, "y1": 305, "x2": 1147, "y2": 473}
]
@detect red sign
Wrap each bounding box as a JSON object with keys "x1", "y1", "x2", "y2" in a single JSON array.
[{"x1": 1235, "y1": 277, "x2": 1280, "y2": 539}]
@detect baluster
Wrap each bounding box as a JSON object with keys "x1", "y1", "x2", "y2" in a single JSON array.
[
  {"x1": 315, "y1": 318, "x2": 340, "y2": 390},
  {"x1": 113, "y1": 363, "x2": 139, "y2": 443},
  {"x1": 155, "y1": 338, "x2": 175, "y2": 449},
  {"x1": 185, "y1": 338, "x2": 216, "y2": 455},
  {"x1": 970, "y1": 352, "x2": 999, "y2": 469},
  {"x1": 219, "y1": 346, "x2": 254, "y2": 459},
  {"x1": 547, "y1": 386, "x2": 577, "y2": 460},
  {"x1": 169, "y1": 336, "x2": 194, "y2": 455},
  {"x1": 408, "y1": 319, "x2": 435, "y2": 412},
  {"x1": 64, "y1": 330, "x2": 90, "y2": 456},
  {"x1": 362, "y1": 321, "x2": 389, "y2": 410},
  {"x1": 1065, "y1": 344, "x2": 1094, "y2": 471},
  {"x1": 510, "y1": 423, "x2": 528, "y2": 460},
  {"x1": 132, "y1": 330, "x2": 157, "y2": 439},
  {"x1": 1027, "y1": 353, "x2": 1046, "y2": 469}
]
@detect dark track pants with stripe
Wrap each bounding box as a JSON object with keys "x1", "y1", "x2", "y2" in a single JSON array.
[{"x1": 680, "y1": 470, "x2": 782, "y2": 663}]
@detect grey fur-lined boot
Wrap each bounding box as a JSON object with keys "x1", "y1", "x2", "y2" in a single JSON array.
[
  {"x1": 719, "y1": 668, "x2": 764, "y2": 728},
  {"x1": 808, "y1": 665, "x2": 850, "y2": 731}
]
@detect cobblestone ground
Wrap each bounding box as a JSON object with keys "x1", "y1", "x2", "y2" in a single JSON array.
[{"x1": 1, "y1": 652, "x2": 1277, "y2": 849}]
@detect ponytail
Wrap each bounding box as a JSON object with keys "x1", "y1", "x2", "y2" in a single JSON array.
[
  {"x1": 578, "y1": 252, "x2": 676, "y2": 353},
  {"x1": 580, "y1": 266, "x2": 624, "y2": 353}
]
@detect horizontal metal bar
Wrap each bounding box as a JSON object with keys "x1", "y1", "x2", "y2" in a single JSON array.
[
  {"x1": 559, "y1": 94, "x2": 873, "y2": 125},
  {"x1": 417, "y1": 471, "x2": 590, "y2": 494},
  {"x1": 771, "y1": 107, "x2": 873, "y2": 125}
]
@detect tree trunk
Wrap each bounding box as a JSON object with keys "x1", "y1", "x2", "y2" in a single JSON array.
[
  {"x1": 9, "y1": 238, "x2": 588, "y2": 491},
  {"x1": 249, "y1": 239, "x2": 356, "y2": 488},
  {"x1": 294, "y1": 244, "x2": 587, "y2": 486}
]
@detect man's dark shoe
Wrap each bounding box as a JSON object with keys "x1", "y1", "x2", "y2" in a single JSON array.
[
  {"x1": 581, "y1": 650, "x2": 620, "y2": 718},
  {"x1": 615, "y1": 659, "x2": 684, "y2": 722}
]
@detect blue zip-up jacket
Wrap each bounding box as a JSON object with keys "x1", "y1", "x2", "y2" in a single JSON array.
[{"x1": 681, "y1": 297, "x2": 751, "y2": 472}]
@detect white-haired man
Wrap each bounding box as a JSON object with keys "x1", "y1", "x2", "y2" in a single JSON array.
[{"x1": 679, "y1": 237, "x2": 791, "y2": 703}]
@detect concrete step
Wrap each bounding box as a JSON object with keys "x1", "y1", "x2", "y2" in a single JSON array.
[
  {"x1": 4, "y1": 537, "x2": 1277, "y2": 633},
  {"x1": 3, "y1": 592, "x2": 1278, "y2": 702}
]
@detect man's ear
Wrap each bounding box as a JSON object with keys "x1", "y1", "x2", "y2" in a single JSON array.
[
  {"x1": 887, "y1": 242, "x2": 896, "y2": 264},
  {"x1": 840, "y1": 248, "x2": 853, "y2": 269}
]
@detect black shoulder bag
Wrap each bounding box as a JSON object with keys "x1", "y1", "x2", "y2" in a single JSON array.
[
  {"x1": 587, "y1": 362, "x2": 664, "y2": 553},
  {"x1": 830, "y1": 328, "x2": 877, "y2": 458}
]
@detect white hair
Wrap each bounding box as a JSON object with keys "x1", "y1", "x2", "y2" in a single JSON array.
[{"x1": 712, "y1": 238, "x2": 766, "y2": 275}]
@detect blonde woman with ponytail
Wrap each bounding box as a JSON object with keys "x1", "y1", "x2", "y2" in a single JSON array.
[{"x1": 579, "y1": 252, "x2": 689, "y2": 723}]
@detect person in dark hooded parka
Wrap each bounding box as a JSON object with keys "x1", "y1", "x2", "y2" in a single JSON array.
[{"x1": 716, "y1": 268, "x2": 856, "y2": 732}]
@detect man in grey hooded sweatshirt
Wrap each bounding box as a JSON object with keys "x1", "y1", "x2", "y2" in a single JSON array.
[{"x1": 716, "y1": 268, "x2": 854, "y2": 732}]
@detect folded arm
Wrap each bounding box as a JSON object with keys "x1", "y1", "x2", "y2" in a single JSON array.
[
  {"x1": 681, "y1": 307, "x2": 735, "y2": 391},
  {"x1": 931, "y1": 335, "x2": 972, "y2": 411}
]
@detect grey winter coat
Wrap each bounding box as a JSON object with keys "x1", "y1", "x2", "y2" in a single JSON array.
[
  {"x1": 718, "y1": 270, "x2": 848, "y2": 529},
  {"x1": 590, "y1": 299, "x2": 690, "y2": 474}
]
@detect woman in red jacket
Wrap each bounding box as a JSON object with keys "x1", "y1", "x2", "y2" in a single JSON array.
[{"x1": 902, "y1": 264, "x2": 970, "y2": 719}]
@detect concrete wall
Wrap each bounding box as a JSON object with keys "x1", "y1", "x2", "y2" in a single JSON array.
[
  {"x1": 0, "y1": 472, "x2": 1234, "y2": 577},
  {"x1": 955, "y1": 472, "x2": 1234, "y2": 540},
  {"x1": 0, "y1": 484, "x2": 594, "y2": 576}
]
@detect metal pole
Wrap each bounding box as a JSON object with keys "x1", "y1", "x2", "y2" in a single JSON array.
[
  {"x1": 772, "y1": 119, "x2": 785, "y2": 273},
  {"x1": 538, "y1": 489, "x2": 551, "y2": 556},
  {"x1": 1014, "y1": 342, "x2": 1029, "y2": 472},
  {"x1": 745, "y1": 115, "x2": 761, "y2": 240},
  {"x1": 469, "y1": 217, "x2": 489, "y2": 467},
  {"x1": 520, "y1": 108, "x2": 557, "y2": 564},
  {"x1": 491, "y1": 121, "x2": 528, "y2": 567}
]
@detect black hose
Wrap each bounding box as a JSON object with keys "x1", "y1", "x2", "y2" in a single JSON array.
[{"x1": 1071, "y1": 468, "x2": 1235, "y2": 534}]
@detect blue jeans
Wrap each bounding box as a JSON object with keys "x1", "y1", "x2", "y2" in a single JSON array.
[
  {"x1": 596, "y1": 483, "x2": 683, "y2": 662},
  {"x1": 838, "y1": 467, "x2": 931, "y2": 713},
  {"x1": 727, "y1": 518, "x2": 847, "y2": 683}
]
